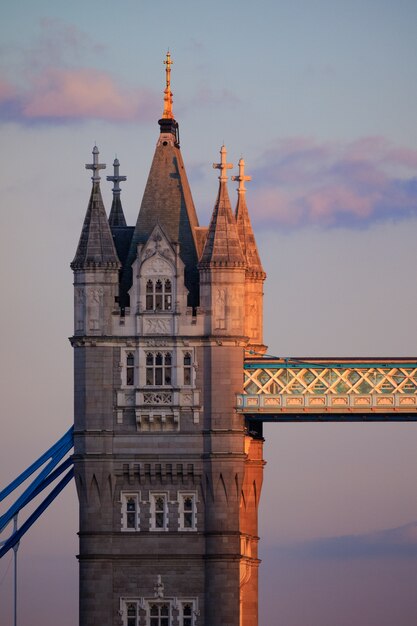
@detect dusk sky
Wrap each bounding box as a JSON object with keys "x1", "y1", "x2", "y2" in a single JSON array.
[{"x1": 1, "y1": 1, "x2": 417, "y2": 625}]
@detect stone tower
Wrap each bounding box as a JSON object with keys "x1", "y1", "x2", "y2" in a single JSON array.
[{"x1": 71, "y1": 53, "x2": 266, "y2": 626}]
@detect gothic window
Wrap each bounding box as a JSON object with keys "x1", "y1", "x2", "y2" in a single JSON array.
[
  {"x1": 150, "y1": 493, "x2": 168, "y2": 531},
  {"x1": 146, "y1": 352, "x2": 172, "y2": 386},
  {"x1": 181, "y1": 603, "x2": 193, "y2": 626},
  {"x1": 146, "y1": 279, "x2": 172, "y2": 311},
  {"x1": 183, "y1": 352, "x2": 192, "y2": 386},
  {"x1": 178, "y1": 493, "x2": 197, "y2": 531},
  {"x1": 126, "y1": 352, "x2": 135, "y2": 386},
  {"x1": 126, "y1": 602, "x2": 138, "y2": 626},
  {"x1": 149, "y1": 603, "x2": 170, "y2": 626},
  {"x1": 121, "y1": 493, "x2": 140, "y2": 531}
]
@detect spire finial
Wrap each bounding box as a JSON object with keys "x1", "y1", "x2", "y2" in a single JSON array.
[
  {"x1": 106, "y1": 157, "x2": 127, "y2": 194},
  {"x1": 162, "y1": 51, "x2": 174, "y2": 120},
  {"x1": 213, "y1": 145, "x2": 233, "y2": 182},
  {"x1": 232, "y1": 157, "x2": 251, "y2": 193},
  {"x1": 85, "y1": 145, "x2": 106, "y2": 183}
]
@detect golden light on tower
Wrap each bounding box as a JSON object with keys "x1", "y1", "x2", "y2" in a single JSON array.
[{"x1": 162, "y1": 51, "x2": 174, "y2": 119}]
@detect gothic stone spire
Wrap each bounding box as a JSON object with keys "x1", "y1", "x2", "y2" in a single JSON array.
[
  {"x1": 107, "y1": 157, "x2": 127, "y2": 227},
  {"x1": 71, "y1": 146, "x2": 120, "y2": 270},
  {"x1": 232, "y1": 158, "x2": 264, "y2": 277},
  {"x1": 199, "y1": 146, "x2": 245, "y2": 268}
]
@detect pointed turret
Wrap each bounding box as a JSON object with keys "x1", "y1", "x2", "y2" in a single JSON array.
[
  {"x1": 232, "y1": 158, "x2": 266, "y2": 354},
  {"x1": 107, "y1": 158, "x2": 127, "y2": 227},
  {"x1": 199, "y1": 146, "x2": 246, "y2": 337},
  {"x1": 71, "y1": 147, "x2": 121, "y2": 337},
  {"x1": 122, "y1": 52, "x2": 200, "y2": 307},
  {"x1": 232, "y1": 158, "x2": 264, "y2": 277},
  {"x1": 199, "y1": 146, "x2": 245, "y2": 268},
  {"x1": 71, "y1": 146, "x2": 120, "y2": 270}
]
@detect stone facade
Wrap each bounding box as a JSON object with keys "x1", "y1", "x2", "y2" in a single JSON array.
[{"x1": 71, "y1": 63, "x2": 266, "y2": 626}]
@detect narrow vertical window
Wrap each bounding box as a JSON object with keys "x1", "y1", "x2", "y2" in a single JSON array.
[
  {"x1": 164, "y1": 353, "x2": 172, "y2": 385},
  {"x1": 146, "y1": 280, "x2": 154, "y2": 310},
  {"x1": 126, "y1": 497, "x2": 137, "y2": 529},
  {"x1": 126, "y1": 352, "x2": 134, "y2": 386},
  {"x1": 183, "y1": 352, "x2": 192, "y2": 386},
  {"x1": 127, "y1": 602, "x2": 137, "y2": 626},
  {"x1": 182, "y1": 603, "x2": 193, "y2": 626},
  {"x1": 155, "y1": 279, "x2": 163, "y2": 310},
  {"x1": 179, "y1": 493, "x2": 197, "y2": 531},
  {"x1": 183, "y1": 497, "x2": 193, "y2": 529},
  {"x1": 150, "y1": 493, "x2": 168, "y2": 531},
  {"x1": 164, "y1": 279, "x2": 172, "y2": 310},
  {"x1": 155, "y1": 496, "x2": 165, "y2": 529},
  {"x1": 155, "y1": 352, "x2": 163, "y2": 385},
  {"x1": 122, "y1": 494, "x2": 139, "y2": 531}
]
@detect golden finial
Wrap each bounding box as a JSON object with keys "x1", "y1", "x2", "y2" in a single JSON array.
[{"x1": 162, "y1": 51, "x2": 174, "y2": 119}]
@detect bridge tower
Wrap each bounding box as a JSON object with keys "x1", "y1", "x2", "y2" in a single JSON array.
[{"x1": 71, "y1": 54, "x2": 266, "y2": 626}]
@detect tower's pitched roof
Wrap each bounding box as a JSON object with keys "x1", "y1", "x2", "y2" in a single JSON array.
[
  {"x1": 122, "y1": 53, "x2": 200, "y2": 305},
  {"x1": 232, "y1": 158, "x2": 265, "y2": 276},
  {"x1": 199, "y1": 146, "x2": 245, "y2": 268},
  {"x1": 71, "y1": 147, "x2": 120, "y2": 271}
]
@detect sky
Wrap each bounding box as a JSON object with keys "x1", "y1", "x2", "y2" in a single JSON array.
[{"x1": 1, "y1": 1, "x2": 417, "y2": 625}]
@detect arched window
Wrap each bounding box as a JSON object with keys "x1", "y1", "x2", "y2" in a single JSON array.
[
  {"x1": 121, "y1": 493, "x2": 139, "y2": 531},
  {"x1": 150, "y1": 603, "x2": 170, "y2": 626},
  {"x1": 126, "y1": 352, "x2": 135, "y2": 386},
  {"x1": 183, "y1": 352, "x2": 192, "y2": 386},
  {"x1": 146, "y1": 352, "x2": 172, "y2": 386},
  {"x1": 150, "y1": 493, "x2": 168, "y2": 531},
  {"x1": 145, "y1": 279, "x2": 172, "y2": 311},
  {"x1": 178, "y1": 493, "x2": 197, "y2": 531},
  {"x1": 127, "y1": 602, "x2": 137, "y2": 626},
  {"x1": 182, "y1": 603, "x2": 193, "y2": 626}
]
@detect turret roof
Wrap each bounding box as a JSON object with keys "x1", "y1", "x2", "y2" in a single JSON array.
[
  {"x1": 199, "y1": 146, "x2": 245, "y2": 268},
  {"x1": 71, "y1": 147, "x2": 120, "y2": 271},
  {"x1": 233, "y1": 158, "x2": 265, "y2": 276},
  {"x1": 107, "y1": 157, "x2": 127, "y2": 227}
]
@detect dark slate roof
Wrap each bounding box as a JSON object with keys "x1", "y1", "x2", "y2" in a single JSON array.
[
  {"x1": 108, "y1": 194, "x2": 127, "y2": 227},
  {"x1": 199, "y1": 181, "x2": 245, "y2": 268},
  {"x1": 71, "y1": 182, "x2": 120, "y2": 270},
  {"x1": 122, "y1": 125, "x2": 200, "y2": 306},
  {"x1": 235, "y1": 191, "x2": 265, "y2": 277},
  {"x1": 111, "y1": 226, "x2": 134, "y2": 268}
]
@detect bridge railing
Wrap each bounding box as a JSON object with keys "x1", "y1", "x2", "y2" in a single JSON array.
[{"x1": 238, "y1": 358, "x2": 417, "y2": 417}]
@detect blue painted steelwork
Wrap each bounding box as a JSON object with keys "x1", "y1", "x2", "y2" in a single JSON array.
[
  {"x1": 0, "y1": 468, "x2": 74, "y2": 558},
  {"x1": 0, "y1": 427, "x2": 74, "y2": 558}
]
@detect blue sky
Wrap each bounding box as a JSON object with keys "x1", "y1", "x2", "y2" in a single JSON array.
[{"x1": 1, "y1": 1, "x2": 417, "y2": 625}]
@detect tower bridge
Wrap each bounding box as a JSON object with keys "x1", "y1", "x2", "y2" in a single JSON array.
[{"x1": 2, "y1": 53, "x2": 417, "y2": 626}]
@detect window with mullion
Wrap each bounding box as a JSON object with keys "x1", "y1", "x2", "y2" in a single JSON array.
[
  {"x1": 149, "y1": 603, "x2": 170, "y2": 626},
  {"x1": 145, "y1": 279, "x2": 172, "y2": 311},
  {"x1": 146, "y1": 352, "x2": 172, "y2": 386},
  {"x1": 126, "y1": 602, "x2": 137, "y2": 626}
]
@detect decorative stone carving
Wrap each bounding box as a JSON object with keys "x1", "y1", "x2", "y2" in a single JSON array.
[
  {"x1": 154, "y1": 575, "x2": 164, "y2": 598},
  {"x1": 87, "y1": 287, "x2": 103, "y2": 331},
  {"x1": 215, "y1": 288, "x2": 226, "y2": 330},
  {"x1": 143, "y1": 392, "x2": 172, "y2": 405},
  {"x1": 145, "y1": 318, "x2": 171, "y2": 334}
]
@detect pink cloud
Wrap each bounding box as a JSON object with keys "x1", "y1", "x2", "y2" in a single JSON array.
[
  {"x1": 250, "y1": 137, "x2": 417, "y2": 228},
  {"x1": 0, "y1": 78, "x2": 17, "y2": 102},
  {"x1": 21, "y1": 68, "x2": 157, "y2": 122}
]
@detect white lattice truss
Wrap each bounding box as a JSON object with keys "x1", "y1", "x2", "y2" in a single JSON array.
[{"x1": 238, "y1": 359, "x2": 417, "y2": 413}]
